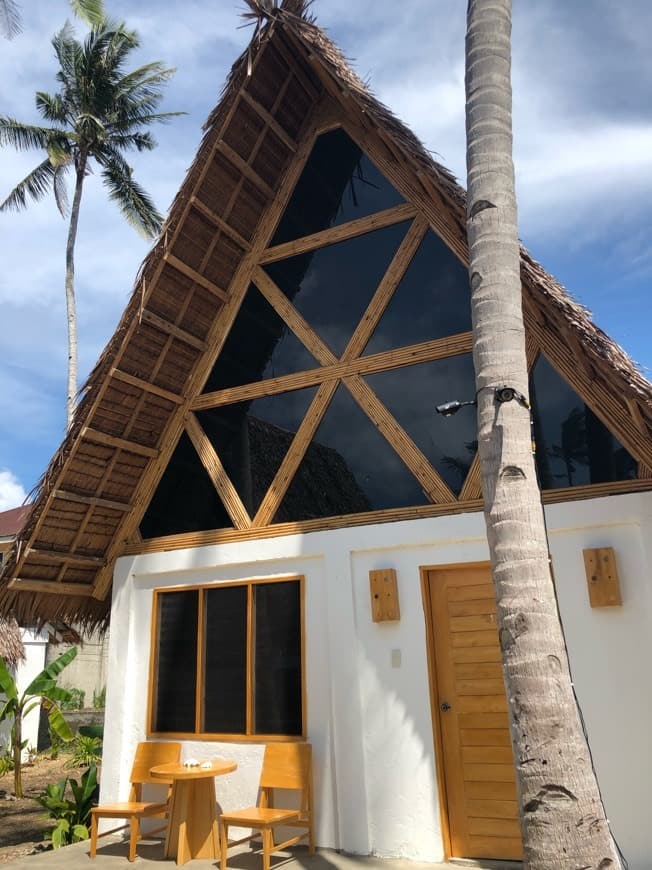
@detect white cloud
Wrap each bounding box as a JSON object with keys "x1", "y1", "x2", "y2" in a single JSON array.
[{"x1": 0, "y1": 471, "x2": 28, "y2": 511}]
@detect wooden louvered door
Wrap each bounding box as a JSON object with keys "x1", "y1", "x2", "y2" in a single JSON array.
[{"x1": 423, "y1": 564, "x2": 523, "y2": 861}]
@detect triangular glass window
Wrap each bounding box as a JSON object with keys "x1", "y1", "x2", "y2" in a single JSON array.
[
  {"x1": 202, "y1": 284, "x2": 319, "y2": 394},
  {"x1": 271, "y1": 128, "x2": 405, "y2": 245},
  {"x1": 264, "y1": 221, "x2": 410, "y2": 358},
  {"x1": 366, "y1": 355, "x2": 478, "y2": 495},
  {"x1": 364, "y1": 230, "x2": 472, "y2": 356},
  {"x1": 198, "y1": 386, "x2": 318, "y2": 519},
  {"x1": 140, "y1": 432, "x2": 233, "y2": 538},
  {"x1": 530, "y1": 355, "x2": 637, "y2": 488},
  {"x1": 273, "y1": 384, "x2": 429, "y2": 524}
]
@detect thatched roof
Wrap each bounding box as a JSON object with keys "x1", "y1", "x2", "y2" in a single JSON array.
[
  {"x1": 0, "y1": 0, "x2": 650, "y2": 631},
  {"x1": 0, "y1": 617, "x2": 24, "y2": 667}
]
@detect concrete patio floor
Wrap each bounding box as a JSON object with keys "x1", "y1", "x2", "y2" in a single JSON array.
[{"x1": 5, "y1": 838, "x2": 520, "y2": 870}]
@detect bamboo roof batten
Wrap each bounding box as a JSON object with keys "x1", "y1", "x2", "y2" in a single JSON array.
[{"x1": 0, "y1": 0, "x2": 650, "y2": 629}]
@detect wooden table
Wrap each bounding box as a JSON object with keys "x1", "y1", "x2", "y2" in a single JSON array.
[{"x1": 150, "y1": 759, "x2": 237, "y2": 865}]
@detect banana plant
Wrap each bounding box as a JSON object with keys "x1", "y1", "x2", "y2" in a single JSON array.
[{"x1": 0, "y1": 647, "x2": 77, "y2": 797}]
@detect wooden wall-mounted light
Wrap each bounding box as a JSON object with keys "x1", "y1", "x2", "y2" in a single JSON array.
[
  {"x1": 582, "y1": 547, "x2": 622, "y2": 607},
  {"x1": 369, "y1": 569, "x2": 400, "y2": 622}
]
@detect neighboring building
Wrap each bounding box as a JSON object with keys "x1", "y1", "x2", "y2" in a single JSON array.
[
  {"x1": 0, "y1": 505, "x2": 30, "y2": 572},
  {"x1": 1, "y1": 3, "x2": 651, "y2": 865}
]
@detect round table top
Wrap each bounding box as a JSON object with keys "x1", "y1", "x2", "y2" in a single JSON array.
[{"x1": 150, "y1": 759, "x2": 237, "y2": 780}]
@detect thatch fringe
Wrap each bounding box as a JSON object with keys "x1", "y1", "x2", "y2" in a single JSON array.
[{"x1": 0, "y1": 617, "x2": 25, "y2": 667}]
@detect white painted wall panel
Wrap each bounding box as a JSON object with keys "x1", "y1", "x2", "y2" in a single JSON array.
[{"x1": 101, "y1": 491, "x2": 652, "y2": 867}]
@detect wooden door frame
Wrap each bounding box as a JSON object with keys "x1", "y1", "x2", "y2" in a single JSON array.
[{"x1": 419, "y1": 560, "x2": 492, "y2": 862}]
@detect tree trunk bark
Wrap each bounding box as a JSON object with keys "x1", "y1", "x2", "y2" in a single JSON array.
[
  {"x1": 464, "y1": 1, "x2": 622, "y2": 867},
  {"x1": 12, "y1": 711, "x2": 22, "y2": 799},
  {"x1": 65, "y1": 156, "x2": 86, "y2": 431}
]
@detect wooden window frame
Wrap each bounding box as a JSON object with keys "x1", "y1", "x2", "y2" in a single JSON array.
[{"x1": 147, "y1": 574, "x2": 306, "y2": 743}]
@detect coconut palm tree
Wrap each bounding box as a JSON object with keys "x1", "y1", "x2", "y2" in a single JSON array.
[
  {"x1": 464, "y1": 1, "x2": 622, "y2": 866},
  {"x1": 0, "y1": 18, "x2": 181, "y2": 428},
  {"x1": 0, "y1": 0, "x2": 105, "y2": 38}
]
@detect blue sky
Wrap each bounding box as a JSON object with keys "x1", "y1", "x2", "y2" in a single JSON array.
[{"x1": 0, "y1": 0, "x2": 650, "y2": 509}]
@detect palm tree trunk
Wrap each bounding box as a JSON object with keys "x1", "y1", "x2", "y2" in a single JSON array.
[
  {"x1": 12, "y1": 711, "x2": 22, "y2": 798},
  {"x1": 465, "y1": 1, "x2": 621, "y2": 866},
  {"x1": 65, "y1": 156, "x2": 86, "y2": 430}
]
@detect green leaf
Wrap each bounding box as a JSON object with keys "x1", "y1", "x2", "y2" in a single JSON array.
[
  {"x1": 0, "y1": 117, "x2": 60, "y2": 152},
  {"x1": 99, "y1": 148, "x2": 162, "y2": 238},
  {"x1": 0, "y1": 159, "x2": 58, "y2": 212},
  {"x1": 44, "y1": 702, "x2": 74, "y2": 742},
  {"x1": 51, "y1": 818, "x2": 70, "y2": 849},
  {"x1": 24, "y1": 647, "x2": 77, "y2": 696},
  {"x1": 72, "y1": 823, "x2": 90, "y2": 842},
  {"x1": 0, "y1": 0, "x2": 22, "y2": 39},
  {"x1": 0, "y1": 658, "x2": 17, "y2": 701},
  {"x1": 77, "y1": 764, "x2": 98, "y2": 804},
  {"x1": 43, "y1": 686, "x2": 73, "y2": 705},
  {"x1": 0, "y1": 696, "x2": 17, "y2": 725},
  {"x1": 69, "y1": 0, "x2": 105, "y2": 26},
  {"x1": 23, "y1": 700, "x2": 41, "y2": 718}
]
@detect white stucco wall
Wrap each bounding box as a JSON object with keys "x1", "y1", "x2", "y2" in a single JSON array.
[{"x1": 102, "y1": 491, "x2": 652, "y2": 867}]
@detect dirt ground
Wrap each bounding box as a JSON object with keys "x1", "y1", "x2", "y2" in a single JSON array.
[{"x1": 0, "y1": 756, "x2": 72, "y2": 864}]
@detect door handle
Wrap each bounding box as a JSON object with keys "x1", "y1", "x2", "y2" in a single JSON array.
[{"x1": 440, "y1": 702, "x2": 451, "y2": 712}]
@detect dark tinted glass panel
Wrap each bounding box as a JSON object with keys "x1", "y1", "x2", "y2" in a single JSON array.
[
  {"x1": 530, "y1": 355, "x2": 637, "y2": 489},
  {"x1": 364, "y1": 231, "x2": 472, "y2": 356},
  {"x1": 254, "y1": 581, "x2": 302, "y2": 735},
  {"x1": 265, "y1": 222, "x2": 409, "y2": 357},
  {"x1": 271, "y1": 129, "x2": 404, "y2": 245},
  {"x1": 366, "y1": 355, "x2": 478, "y2": 495},
  {"x1": 198, "y1": 387, "x2": 318, "y2": 518},
  {"x1": 274, "y1": 385, "x2": 428, "y2": 523},
  {"x1": 202, "y1": 285, "x2": 319, "y2": 394},
  {"x1": 154, "y1": 590, "x2": 198, "y2": 733},
  {"x1": 203, "y1": 585, "x2": 247, "y2": 734},
  {"x1": 140, "y1": 433, "x2": 232, "y2": 539}
]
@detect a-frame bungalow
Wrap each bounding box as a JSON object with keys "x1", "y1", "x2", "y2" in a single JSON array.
[{"x1": 2, "y1": 1, "x2": 651, "y2": 864}]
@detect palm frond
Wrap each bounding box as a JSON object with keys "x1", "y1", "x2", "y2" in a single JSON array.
[
  {"x1": 0, "y1": 158, "x2": 56, "y2": 211},
  {"x1": 69, "y1": 0, "x2": 105, "y2": 27},
  {"x1": 53, "y1": 163, "x2": 71, "y2": 217},
  {"x1": 114, "y1": 62, "x2": 176, "y2": 98},
  {"x1": 47, "y1": 137, "x2": 72, "y2": 167},
  {"x1": 35, "y1": 91, "x2": 69, "y2": 124},
  {"x1": 98, "y1": 148, "x2": 162, "y2": 238},
  {"x1": 107, "y1": 111, "x2": 185, "y2": 138},
  {"x1": 107, "y1": 130, "x2": 157, "y2": 152},
  {"x1": 0, "y1": 0, "x2": 21, "y2": 39},
  {"x1": 0, "y1": 116, "x2": 62, "y2": 151}
]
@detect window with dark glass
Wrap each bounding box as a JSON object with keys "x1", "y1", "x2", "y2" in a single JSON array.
[
  {"x1": 198, "y1": 386, "x2": 318, "y2": 520},
  {"x1": 150, "y1": 578, "x2": 303, "y2": 737},
  {"x1": 365, "y1": 355, "x2": 478, "y2": 495},
  {"x1": 265, "y1": 221, "x2": 409, "y2": 357},
  {"x1": 140, "y1": 433, "x2": 232, "y2": 539},
  {"x1": 271, "y1": 128, "x2": 405, "y2": 245},
  {"x1": 139, "y1": 129, "x2": 640, "y2": 544},
  {"x1": 363, "y1": 230, "x2": 472, "y2": 356},
  {"x1": 275, "y1": 384, "x2": 428, "y2": 523},
  {"x1": 202, "y1": 284, "x2": 319, "y2": 394},
  {"x1": 530, "y1": 355, "x2": 637, "y2": 488}
]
